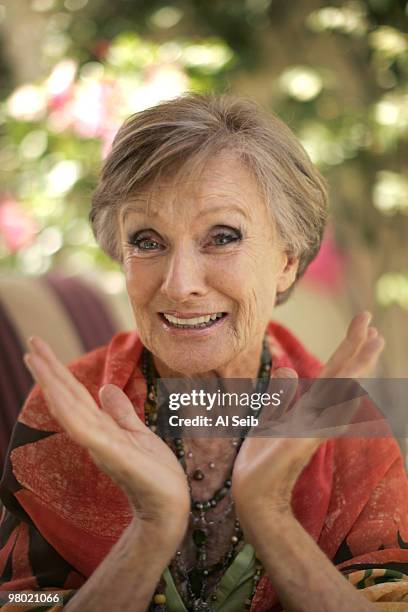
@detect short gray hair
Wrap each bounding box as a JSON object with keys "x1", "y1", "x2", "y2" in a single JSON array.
[{"x1": 90, "y1": 93, "x2": 328, "y2": 304}]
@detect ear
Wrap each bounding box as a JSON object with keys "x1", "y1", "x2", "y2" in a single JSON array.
[{"x1": 276, "y1": 254, "x2": 300, "y2": 293}]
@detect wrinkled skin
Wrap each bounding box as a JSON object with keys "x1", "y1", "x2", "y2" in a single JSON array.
[{"x1": 119, "y1": 152, "x2": 299, "y2": 379}]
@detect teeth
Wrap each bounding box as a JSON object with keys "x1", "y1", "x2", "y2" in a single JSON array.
[{"x1": 163, "y1": 312, "x2": 224, "y2": 327}]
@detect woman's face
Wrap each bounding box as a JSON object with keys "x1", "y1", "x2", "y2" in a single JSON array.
[{"x1": 119, "y1": 152, "x2": 298, "y2": 377}]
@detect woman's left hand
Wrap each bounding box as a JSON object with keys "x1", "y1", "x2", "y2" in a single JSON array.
[{"x1": 231, "y1": 311, "x2": 385, "y2": 521}]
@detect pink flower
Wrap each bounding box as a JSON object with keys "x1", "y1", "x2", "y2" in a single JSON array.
[
  {"x1": 48, "y1": 89, "x2": 73, "y2": 112},
  {"x1": 70, "y1": 78, "x2": 120, "y2": 139},
  {"x1": 46, "y1": 60, "x2": 77, "y2": 111},
  {"x1": 0, "y1": 196, "x2": 38, "y2": 253}
]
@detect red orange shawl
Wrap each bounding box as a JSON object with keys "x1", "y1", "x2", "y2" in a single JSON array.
[{"x1": 1, "y1": 322, "x2": 408, "y2": 610}]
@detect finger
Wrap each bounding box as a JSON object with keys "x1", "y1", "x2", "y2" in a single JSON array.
[
  {"x1": 24, "y1": 352, "x2": 103, "y2": 442},
  {"x1": 99, "y1": 384, "x2": 147, "y2": 433},
  {"x1": 341, "y1": 334, "x2": 385, "y2": 378},
  {"x1": 24, "y1": 353, "x2": 101, "y2": 440},
  {"x1": 24, "y1": 353, "x2": 71, "y2": 419},
  {"x1": 367, "y1": 326, "x2": 378, "y2": 339},
  {"x1": 25, "y1": 353, "x2": 143, "y2": 464},
  {"x1": 28, "y1": 336, "x2": 98, "y2": 410},
  {"x1": 320, "y1": 311, "x2": 372, "y2": 378},
  {"x1": 272, "y1": 368, "x2": 298, "y2": 417},
  {"x1": 271, "y1": 367, "x2": 298, "y2": 379},
  {"x1": 256, "y1": 368, "x2": 298, "y2": 434}
]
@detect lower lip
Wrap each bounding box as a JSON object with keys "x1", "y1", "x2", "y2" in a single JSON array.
[{"x1": 158, "y1": 313, "x2": 228, "y2": 336}]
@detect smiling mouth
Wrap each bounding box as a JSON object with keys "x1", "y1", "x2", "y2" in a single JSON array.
[{"x1": 159, "y1": 312, "x2": 227, "y2": 329}]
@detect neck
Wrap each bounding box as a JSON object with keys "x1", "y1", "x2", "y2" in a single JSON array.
[{"x1": 152, "y1": 332, "x2": 268, "y2": 380}]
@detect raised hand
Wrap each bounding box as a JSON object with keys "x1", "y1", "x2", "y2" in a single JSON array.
[
  {"x1": 319, "y1": 310, "x2": 385, "y2": 378},
  {"x1": 24, "y1": 336, "x2": 190, "y2": 528},
  {"x1": 232, "y1": 311, "x2": 385, "y2": 520}
]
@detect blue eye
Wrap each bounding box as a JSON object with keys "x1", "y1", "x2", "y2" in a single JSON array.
[
  {"x1": 129, "y1": 231, "x2": 164, "y2": 252},
  {"x1": 211, "y1": 228, "x2": 242, "y2": 246},
  {"x1": 136, "y1": 239, "x2": 161, "y2": 250}
]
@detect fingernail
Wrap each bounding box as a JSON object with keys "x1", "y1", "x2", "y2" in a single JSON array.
[
  {"x1": 361, "y1": 311, "x2": 372, "y2": 325},
  {"x1": 367, "y1": 327, "x2": 378, "y2": 338},
  {"x1": 368, "y1": 335, "x2": 385, "y2": 349},
  {"x1": 24, "y1": 353, "x2": 34, "y2": 373},
  {"x1": 28, "y1": 336, "x2": 39, "y2": 351}
]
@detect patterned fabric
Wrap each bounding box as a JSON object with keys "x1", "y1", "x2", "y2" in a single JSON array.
[{"x1": 1, "y1": 322, "x2": 408, "y2": 611}]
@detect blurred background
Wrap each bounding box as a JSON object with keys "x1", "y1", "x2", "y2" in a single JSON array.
[{"x1": 0, "y1": 0, "x2": 407, "y2": 378}]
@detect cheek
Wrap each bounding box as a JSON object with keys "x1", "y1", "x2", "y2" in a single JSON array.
[
  {"x1": 214, "y1": 254, "x2": 276, "y2": 332},
  {"x1": 211, "y1": 258, "x2": 252, "y2": 305},
  {"x1": 230, "y1": 250, "x2": 280, "y2": 325},
  {"x1": 124, "y1": 260, "x2": 158, "y2": 314}
]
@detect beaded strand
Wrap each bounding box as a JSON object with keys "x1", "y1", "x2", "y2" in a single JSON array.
[{"x1": 144, "y1": 335, "x2": 272, "y2": 610}]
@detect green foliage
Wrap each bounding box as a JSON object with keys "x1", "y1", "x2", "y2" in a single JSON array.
[
  {"x1": 1, "y1": 0, "x2": 407, "y2": 309},
  {"x1": 0, "y1": 30, "x2": 234, "y2": 277}
]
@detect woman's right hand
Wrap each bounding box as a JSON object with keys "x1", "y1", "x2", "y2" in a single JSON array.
[{"x1": 24, "y1": 336, "x2": 190, "y2": 534}]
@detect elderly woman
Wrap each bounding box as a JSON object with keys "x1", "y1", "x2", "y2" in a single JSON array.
[{"x1": 1, "y1": 94, "x2": 408, "y2": 612}]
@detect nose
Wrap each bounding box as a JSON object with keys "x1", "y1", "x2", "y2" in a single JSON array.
[{"x1": 160, "y1": 244, "x2": 208, "y2": 302}]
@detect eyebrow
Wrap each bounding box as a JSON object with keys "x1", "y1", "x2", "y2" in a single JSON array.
[
  {"x1": 120, "y1": 201, "x2": 250, "y2": 223},
  {"x1": 120, "y1": 201, "x2": 157, "y2": 223},
  {"x1": 199, "y1": 204, "x2": 250, "y2": 220}
]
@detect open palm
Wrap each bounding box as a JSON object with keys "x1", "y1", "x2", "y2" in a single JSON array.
[
  {"x1": 24, "y1": 336, "x2": 190, "y2": 522},
  {"x1": 232, "y1": 311, "x2": 385, "y2": 512}
]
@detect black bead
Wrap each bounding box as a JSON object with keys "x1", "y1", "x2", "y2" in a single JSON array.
[
  {"x1": 193, "y1": 528, "x2": 207, "y2": 547},
  {"x1": 144, "y1": 403, "x2": 155, "y2": 415},
  {"x1": 214, "y1": 487, "x2": 229, "y2": 501},
  {"x1": 194, "y1": 502, "x2": 204, "y2": 510},
  {"x1": 188, "y1": 569, "x2": 203, "y2": 596},
  {"x1": 192, "y1": 468, "x2": 204, "y2": 481}
]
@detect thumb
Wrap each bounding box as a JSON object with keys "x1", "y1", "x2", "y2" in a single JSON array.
[
  {"x1": 271, "y1": 367, "x2": 298, "y2": 418},
  {"x1": 271, "y1": 366, "x2": 298, "y2": 380},
  {"x1": 99, "y1": 384, "x2": 145, "y2": 432},
  {"x1": 256, "y1": 368, "x2": 298, "y2": 434}
]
